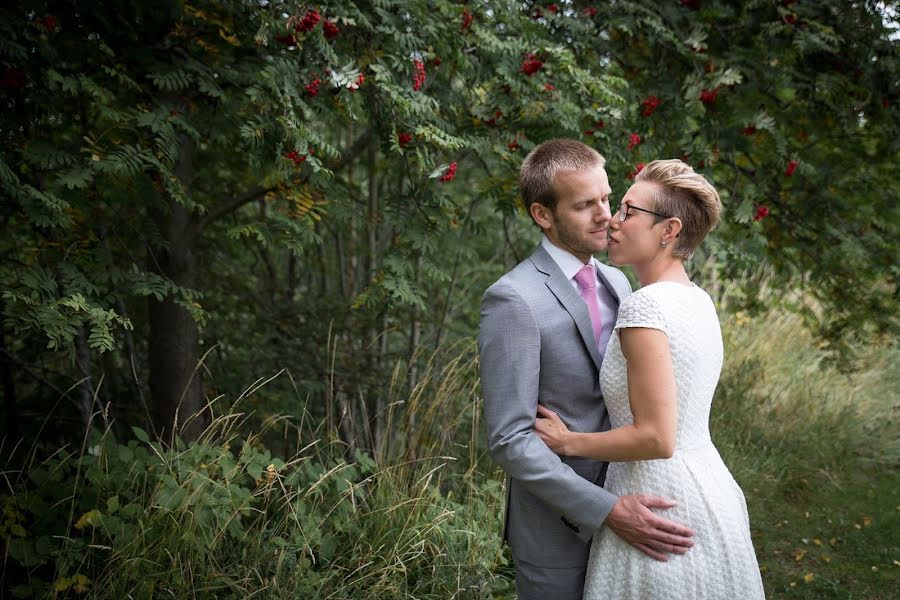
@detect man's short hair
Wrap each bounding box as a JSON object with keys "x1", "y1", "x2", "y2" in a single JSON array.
[{"x1": 520, "y1": 139, "x2": 606, "y2": 218}]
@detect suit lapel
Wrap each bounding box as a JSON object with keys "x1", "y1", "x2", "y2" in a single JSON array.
[
  {"x1": 596, "y1": 264, "x2": 623, "y2": 305},
  {"x1": 531, "y1": 246, "x2": 603, "y2": 372}
]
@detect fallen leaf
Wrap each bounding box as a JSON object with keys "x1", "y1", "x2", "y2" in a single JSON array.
[
  {"x1": 813, "y1": 538, "x2": 823, "y2": 546},
  {"x1": 872, "y1": 566, "x2": 879, "y2": 572},
  {"x1": 822, "y1": 555, "x2": 831, "y2": 564},
  {"x1": 854, "y1": 523, "x2": 862, "y2": 529},
  {"x1": 804, "y1": 573, "x2": 814, "y2": 583},
  {"x1": 794, "y1": 549, "x2": 807, "y2": 562},
  {"x1": 863, "y1": 516, "x2": 873, "y2": 527}
]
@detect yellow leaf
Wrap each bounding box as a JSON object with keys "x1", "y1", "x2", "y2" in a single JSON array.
[
  {"x1": 804, "y1": 573, "x2": 814, "y2": 583},
  {"x1": 822, "y1": 555, "x2": 831, "y2": 563},
  {"x1": 793, "y1": 549, "x2": 807, "y2": 562},
  {"x1": 74, "y1": 509, "x2": 101, "y2": 530},
  {"x1": 862, "y1": 516, "x2": 873, "y2": 527},
  {"x1": 73, "y1": 574, "x2": 91, "y2": 593},
  {"x1": 53, "y1": 577, "x2": 72, "y2": 592},
  {"x1": 218, "y1": 29, "x2": 239, "y2": 46},
  {"x1": 813, "y1": 538, "x2": 822, "y2": 546}
]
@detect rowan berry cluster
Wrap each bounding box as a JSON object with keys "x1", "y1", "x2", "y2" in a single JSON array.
[
  {"x1": 627, "y1": 133, "x2": 642, "y2": 151},
  {"x1": 440, "y1": 162, "x2": 457, "y2": 182},
  {"x1": 520, "y1": 54, "x2": 543, "y2": 76},
  {"x1": 412, "y1": 60, "x2": 426, "y2": 91},
  {"x1": 295, "y1": 9, "x2": 321, "y2": 33},
  {"x1": 641, "y1": 95, "x2": 660, "y2": 117}
]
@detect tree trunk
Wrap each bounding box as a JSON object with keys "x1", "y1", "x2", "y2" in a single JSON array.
[
  {"x1": 74, "y1": 327, "x2": 97, "y2": 428},
  {"x1": 148, "y1": 138, "x2": 206, "y2": 443},
  {"x1": 0, "y1": 300, "x2": 19, "y2": 440},
  {"x1": 148, "y1": 200, "x2": 204, "y2": 442}
]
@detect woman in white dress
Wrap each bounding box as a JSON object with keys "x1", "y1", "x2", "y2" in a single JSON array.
[{"x1": 535, "y1": 159, "x2": 765, "y2": 599}]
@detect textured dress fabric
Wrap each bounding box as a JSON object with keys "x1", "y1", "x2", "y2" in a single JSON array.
[{"x1": 583, "y1": 283, "x2": 765, "y2": 599}]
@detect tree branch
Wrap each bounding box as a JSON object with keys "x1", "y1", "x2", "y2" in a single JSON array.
[{"x1": 199, "y1": 129, "x2": 373, "y2": 230}]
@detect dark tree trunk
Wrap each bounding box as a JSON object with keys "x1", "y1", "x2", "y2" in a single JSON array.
[
  {"x1": 148, "y1": 198, "x2": 205, "y2": 442},
  {"x1": 0, "y1": 301, "x2": 20, "y2": 440},
  {"x1": 148, "y1": 137, "x2": 206, "y2": 443},
  {"x1": 74, "y1": 327, "x2": 97, "y2": 428}
]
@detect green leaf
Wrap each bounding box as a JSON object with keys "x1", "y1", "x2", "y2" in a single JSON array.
[{"x1": 132, "y1": 427, "x2": 150, "y2": 444}]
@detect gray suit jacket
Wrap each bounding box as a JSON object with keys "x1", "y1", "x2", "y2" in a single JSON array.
[{"x1": 479, "y1": 243, "x2": 632, "y2": 568}]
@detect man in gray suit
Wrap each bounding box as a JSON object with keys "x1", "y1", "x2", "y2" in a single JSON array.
[{"x1": 479, "y1": 139, "x2": 694, "y2": 599}]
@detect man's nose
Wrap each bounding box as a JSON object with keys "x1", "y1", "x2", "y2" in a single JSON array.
[{"x1": 594, "y1": 202, "x2": 611, "y2": 220}]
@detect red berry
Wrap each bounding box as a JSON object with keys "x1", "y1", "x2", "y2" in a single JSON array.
[
  {"x1": 295, "y1": 9, "x2": 321, "y2": 33},
  {"x1": 461, "y1": 8, "x2": 473, "y2": 32},
  {"x1": 412, "y1": 59, "x2": 426, "y2": 91},
  {"x1": 627, "y1": 163, "x2": 645, "y2": 180},
  {"x1": 784, "y1": 160, "x2": 798, "y2": 176},
  {"x1": 520, "y1": 54, "x2": 543, "y2": 76},
  {"x1": 398, "y1": 132, "x2": 412, "y2": 147},
  {"x1": 440, "y1": 162, "x2": 458, "y2": 182},
  {"x1": 323, "y1": 19, "x2": 339, "y2": 39},
  {"x1": 641, "y1": 95, "x2": 660, "y2": 117},
  {"x1": 699, "y1": 88, "x2": 718, "y2": 104},
  {"x1": 753, "y1": 205, "x2": 770, "y2": 221},
  {"x1": 627, "y1": 133, "x2": 641, "y2": 151}
]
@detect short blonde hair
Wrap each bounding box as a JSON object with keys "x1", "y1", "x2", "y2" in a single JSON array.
[
  {"x1": 520, "y1": 139, "x2": 605, "y2": 218},
  {"x1": 634, "y1": 159, "x2": 722, "y2": 260}
]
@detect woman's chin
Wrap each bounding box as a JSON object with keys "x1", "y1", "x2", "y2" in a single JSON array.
[{"x1": 607, "y1": 247, "x2": 627, "y2": 267}]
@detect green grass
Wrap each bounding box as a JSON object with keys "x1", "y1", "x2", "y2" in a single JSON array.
[
  {"x1": 2, "y1": 304, "x2": 896, "y2": 598},
  {"x1": 714, "y1": 306, "x2": 899, "y2": 599},
  {"x1": 749, "y1": 469, "x2": 899, "y2": 598}
]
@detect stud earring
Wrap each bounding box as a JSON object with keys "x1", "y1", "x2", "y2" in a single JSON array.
[{"x1": 661, "y1": 240, "x2": 667, "y2": 247}]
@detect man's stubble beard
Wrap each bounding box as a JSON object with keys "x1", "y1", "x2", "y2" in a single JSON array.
[{"x1": 554, "y1": 215, "x2": 608, "y2": 257}]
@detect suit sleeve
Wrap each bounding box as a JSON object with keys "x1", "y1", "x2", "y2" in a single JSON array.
[{"x1": 479, "y1": 281, "x2": 618, "y2": 541}]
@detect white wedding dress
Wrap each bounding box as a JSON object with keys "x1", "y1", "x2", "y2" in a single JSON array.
[{"x1": 584, "y1": 282, "x2": 765, "y2": 599}]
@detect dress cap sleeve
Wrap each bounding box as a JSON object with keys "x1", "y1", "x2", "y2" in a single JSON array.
[{"x1": 614, "y1": 288, "x2": 667, "y2": 333}]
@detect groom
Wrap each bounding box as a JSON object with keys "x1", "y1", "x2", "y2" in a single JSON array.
[{"x1": 479, "y1": 139, "x2": 693, "y2": 599}]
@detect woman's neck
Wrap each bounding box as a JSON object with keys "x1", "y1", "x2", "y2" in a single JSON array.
[{"x1": 634, "y1": 256, "x2": 690, "y2": 287}]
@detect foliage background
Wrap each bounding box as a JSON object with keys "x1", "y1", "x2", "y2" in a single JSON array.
[{"x1": 1, "y1": 0, "x2": 897, "y2": 598}]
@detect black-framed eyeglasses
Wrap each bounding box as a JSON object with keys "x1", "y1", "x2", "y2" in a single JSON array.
[{"x1": 615, "y1": 203, "x2": 671, "y2": 222}]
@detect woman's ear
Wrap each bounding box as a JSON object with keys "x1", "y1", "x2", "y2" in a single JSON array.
[{"x1": 663, "y1": 217, "x2": 683, "y2": 243}]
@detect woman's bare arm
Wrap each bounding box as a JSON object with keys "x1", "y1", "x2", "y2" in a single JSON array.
[{"x1": 535, "y1": 327, "x2": 677, "y2": 461}]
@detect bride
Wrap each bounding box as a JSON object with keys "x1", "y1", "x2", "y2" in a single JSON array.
[{"x1": 535, "y1": 159, "x2": 765, "y2": 598}]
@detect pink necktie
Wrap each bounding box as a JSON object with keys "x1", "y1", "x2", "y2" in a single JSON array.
[{"x1": 574, "y1": 264, "x2": 603, "y2": 346}]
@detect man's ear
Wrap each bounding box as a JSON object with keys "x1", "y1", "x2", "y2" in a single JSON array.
[
  {"x1": 663, "y1": 217, "x2": 683, "y2": 243},
  {"x1": 529, "y1": 202, "x2": 554, "y2": 231}
]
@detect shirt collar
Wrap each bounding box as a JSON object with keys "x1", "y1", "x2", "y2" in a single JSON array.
[{"x1": 541, "y1": 235, "x2": 598, "y2": 281}]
